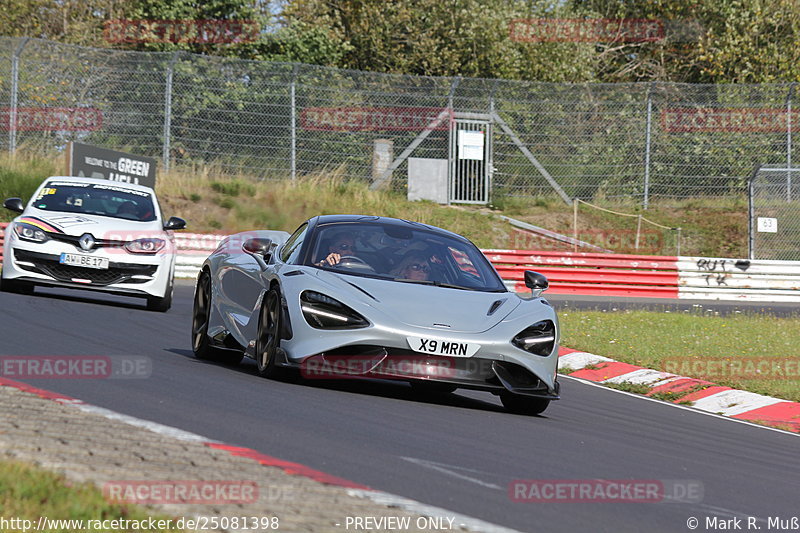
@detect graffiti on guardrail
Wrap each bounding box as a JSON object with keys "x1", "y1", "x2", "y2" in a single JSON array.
[
  {"x1": 694, "y1": 258, "x2": 753, "y2": 285},
  {"x1": 695, "y1": 258, "x2": 751, "y2": 272}
]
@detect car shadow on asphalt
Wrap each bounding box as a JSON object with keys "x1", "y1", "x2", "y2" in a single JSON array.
[
  {"x1": 22, "y1": 286, "x2": 150, "y2": 310},
  {"x1": 167, "y1": 347, "x2": 511, "y2": 415}
]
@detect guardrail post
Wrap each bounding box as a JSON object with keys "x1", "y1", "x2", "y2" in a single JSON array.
[
  {"x1": 635, "y1": 214, "x2": 642, "y2": 250},
  {"x1": 9, "y1": 38, "x2": 30, "y2": 156},
  {"x1": 572, "y1": 198, "x2": 578, "y2": 252},
  {"x1": 162, "y1": 51, "x2": 178, "y2": 173}
]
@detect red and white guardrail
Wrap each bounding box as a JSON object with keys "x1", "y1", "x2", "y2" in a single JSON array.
[{"x1": 2, "y1": 225, "x2": 799, "y2": 302}]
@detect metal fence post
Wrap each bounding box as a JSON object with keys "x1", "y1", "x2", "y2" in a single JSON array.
[
  {"x1": 446, "y1": 77, "x2": 461, "y2": 204},
  {"x1": 488, "y1": 79, "x2": 499, "y2": 201},
  {"x1": 162, "y1": 52, "x2": 178, "y2": 173},
  {"x1": 9, "y1": 37, "x2": 30, "y2": 156},
  {"x1": 290, "y1": 64, "x2": 299, "y2": 181},
  {"x1": 643, "y1": 82, "x2": 655, "y2": 209},
  {"x1": 748, "y1": 165, "x2": 760, "y2": 260},
  {"x1": 787, "y1": 83, "x2": 795, "y2": 202}
]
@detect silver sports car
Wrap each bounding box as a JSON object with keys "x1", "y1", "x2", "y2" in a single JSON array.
[{"x1": 192, "y1": 215, "x2": 560, "y2": 415}]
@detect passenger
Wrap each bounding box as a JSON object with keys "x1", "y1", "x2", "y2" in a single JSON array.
[{"x1": 391, "y1": 251, "x2": 431, "y2": 281}]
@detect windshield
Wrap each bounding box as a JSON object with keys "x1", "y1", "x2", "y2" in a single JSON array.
[
  {"x1": 307, "y1": 221, "x2": 507, "y2": 292},
  {"x1": 31, "y1": 181, "x2": 157, "y2": 222}
]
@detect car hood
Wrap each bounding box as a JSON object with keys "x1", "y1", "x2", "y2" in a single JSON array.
[
  {"x1": 20, "y1": 209, "x2": 163, "y2": 238},
  {"x1": 314, "y1": 270, "x2": 520, "y2": 333}
]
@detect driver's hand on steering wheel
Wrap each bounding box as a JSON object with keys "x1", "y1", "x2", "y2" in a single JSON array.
[{"x1": 318, "y1": 253, "x2": 342, "y2": 267}]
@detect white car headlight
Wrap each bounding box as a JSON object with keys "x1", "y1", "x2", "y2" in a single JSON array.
[
  {"x1": 13, "y1": 222, "x2": 49, "y2": 243},
  {"x1": 512, "y1": 320, "x2": 556, "y2": 356},
  {"x1": 124, "y1": 238, "x2": 166, "y2": 254}
]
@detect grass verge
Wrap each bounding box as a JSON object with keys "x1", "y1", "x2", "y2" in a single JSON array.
[
  {"x1": 558, "y1": 308, "x2": 800, "y2": 403},
  {"x1": 1, "y1": 151, "x2": 751, "y2": 256},
  {"x1": 0, "y1": 459, "x2": 180, "y2": 532}
]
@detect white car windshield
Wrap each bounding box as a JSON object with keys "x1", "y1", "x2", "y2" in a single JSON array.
[
  {"x1": 32, "y1": 181, "x2": 157, "y2": 222},
  {"x1": 308, "y1": 222, "x2": 507, "y2": 292}
]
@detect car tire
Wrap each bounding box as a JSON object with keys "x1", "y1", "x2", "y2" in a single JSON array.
[
  {"x1": 146, "y1": 277, "x2": 173, "y2": 312},
  {"x1": 0, "y1": 275, "x2": 34, "y2": 295},
  {"x1": 255, "y1": 287, "x2": 285, "y2": 379},
  {"x1": 191, "y1": 271, "x2": 243, "y2": 365},
  {"x1": 500, "y1": 392, "x2": 550, "y2": 415},
  {"x1": 410, "y1": 381, "x2": 458, "y2": 394}
]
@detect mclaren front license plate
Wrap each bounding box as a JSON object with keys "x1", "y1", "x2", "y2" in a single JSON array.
[
  {"x1": 59, "y1": 253, "x2": 109, "y2": 270},
  {"x1": 407, "y1": 337, "x2": 480, "y2": 358}
]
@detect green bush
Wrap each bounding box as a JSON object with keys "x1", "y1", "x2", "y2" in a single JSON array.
[{"x1": 0, "y1": 156, "x2": 59, "y2": 222}]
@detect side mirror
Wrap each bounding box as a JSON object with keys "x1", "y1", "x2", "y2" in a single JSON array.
[
  {"x1": 243, "y1": 238, "x2": 274, "y2": 260},
  {"x1": 524, "y1": 270, "x2": 549, "y2": 297},
  {"x1": 3, "y1": 198, "x2": 24, "y2": 213},
  {"x1": 163, "y1": 216, "x2": 186, "y2": 230}
]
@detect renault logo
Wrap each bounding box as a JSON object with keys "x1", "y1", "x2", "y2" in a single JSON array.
[{"x1": 78, "y1": 233, "x2": 95, "y2": 251}]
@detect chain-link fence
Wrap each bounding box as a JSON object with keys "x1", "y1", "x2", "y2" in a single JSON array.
[
  {"x1": 2, "y1": 37, "x2": 799, "y2": 208},
  {"x1": 749, "y1": 165, "x2": 800, "y2": 260}
]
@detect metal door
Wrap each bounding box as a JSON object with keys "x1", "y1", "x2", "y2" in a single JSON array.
[{"x1": 449, "y1": 115, "x2": 492, "y2": 204}]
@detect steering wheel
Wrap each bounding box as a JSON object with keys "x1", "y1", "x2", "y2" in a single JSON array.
[
  {"x1": 338, "y1": 255, "x2": 368, "y2": 265},
  {"x1": 338, "y1": 255, "x2": 375, "y2": 272}
]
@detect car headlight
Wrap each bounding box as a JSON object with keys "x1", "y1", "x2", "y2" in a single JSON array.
[
  {"x1": 124, "y1": 238, "x2": 165, "y2": 254},
  {"x1": 13, "y1": 222, "x2": 49, "y2": 243},
  {"x1": 512, "y1": 320, "x2": 556, "y2": 356},
  {"x1": 300, "y1": 291, "x2": 369, "y2": 329}
]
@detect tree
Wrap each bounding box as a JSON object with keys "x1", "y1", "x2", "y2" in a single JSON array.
[
  {"x1": 281, "y1": 0, "x2": 600, "y2": 82},
  {"x1": 570, "y1": 0, "x2": 800, "y2": 83}
]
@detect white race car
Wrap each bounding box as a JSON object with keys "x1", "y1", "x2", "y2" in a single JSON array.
[{"x1": 1, "y1": 176, "x2": 185, "y2": 311}]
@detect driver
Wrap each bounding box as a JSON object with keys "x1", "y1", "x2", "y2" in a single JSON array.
[
  {"x1": 117, "y1": 201, "x2": 140, "y2": 218},
  {"x1": 316, "y1": 231, "x2": 357, "y2": 267}
]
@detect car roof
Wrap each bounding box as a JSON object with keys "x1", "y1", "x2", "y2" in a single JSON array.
[
  {"x1": 42, "y1": 176, "x2": 156, "y2": 194},
  {"x1": 311, "y1": 214, "x2": 469, "y2": 242}
]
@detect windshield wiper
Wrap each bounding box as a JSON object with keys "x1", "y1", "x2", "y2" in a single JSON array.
[{"x1": 392, "y1": 279, "x2": 480, "y2": 291}]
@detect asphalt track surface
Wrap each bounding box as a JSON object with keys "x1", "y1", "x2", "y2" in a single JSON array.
[{"x1": 1, "y1": 281, "x2": 799, "y2": 533}]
